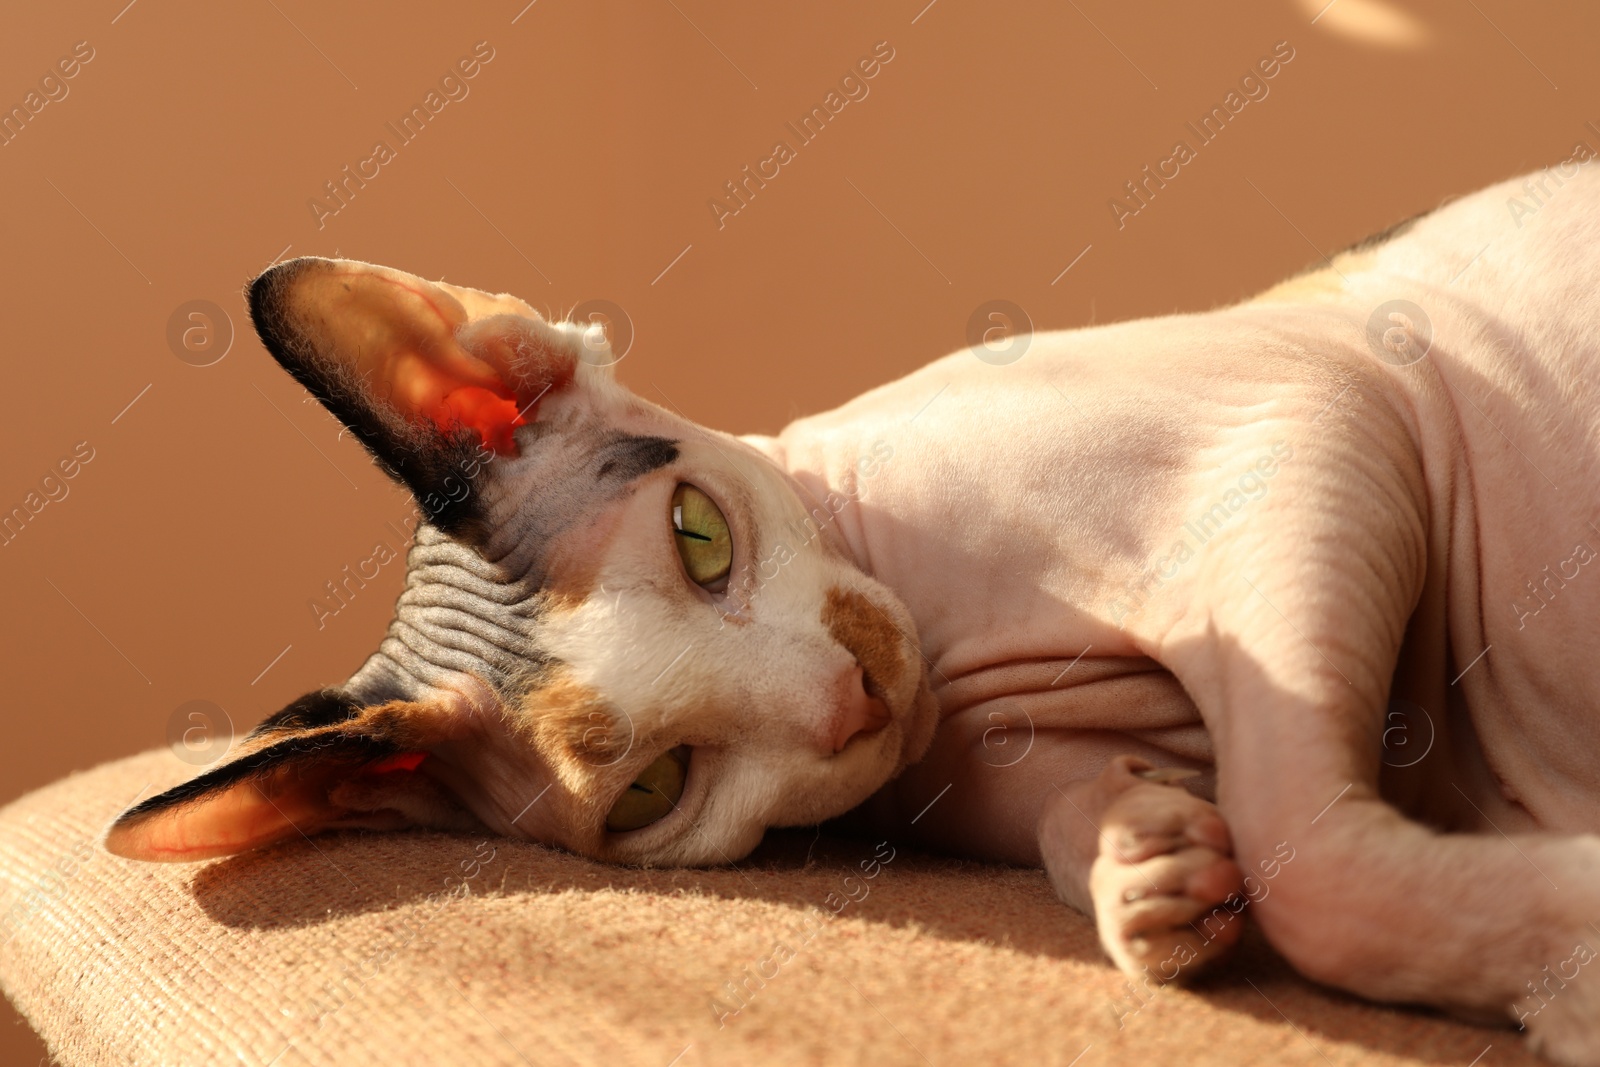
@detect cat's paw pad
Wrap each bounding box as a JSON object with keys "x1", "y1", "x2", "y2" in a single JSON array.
[{"x1": 1088, "y1": 756, "x2": 1246, "y2": 983}]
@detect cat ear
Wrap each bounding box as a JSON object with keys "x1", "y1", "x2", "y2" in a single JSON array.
[
  {"x1": 104, "y1": 692, "x2": 470, "y2": 862},
  {"x1": 247, "y1": 257, "x2": 607, "y2": 525}
]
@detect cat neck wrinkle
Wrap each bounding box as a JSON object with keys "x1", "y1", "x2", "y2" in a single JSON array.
[{"x1": 345, "y1": 522, "x2": 544, "y2": 704}]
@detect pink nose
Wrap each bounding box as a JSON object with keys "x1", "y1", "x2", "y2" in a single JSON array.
[{"x1": 832, "y1": 667, "x2": 891, "y2": 753}]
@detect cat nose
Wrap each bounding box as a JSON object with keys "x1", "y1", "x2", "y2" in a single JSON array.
[{"x1": 830, "y1": 666, "x2": 891, "y2": 753}]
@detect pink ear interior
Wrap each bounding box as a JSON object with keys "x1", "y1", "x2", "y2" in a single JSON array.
[
  {"x1": 449, "y1": 312, "x2": 578, "y2": 451},
  {"x1": 277, "y1": 261, "x2": 581, "y2": 459},
  {"x1": 366, "y1": 751, "x2": 428, "y2": 774},
  {"x1": 104, "y1": 754, "x2": 430, "y2": 863},
  {"x1": 434, "y1": 387, "x2": 528, "y2": 456},
  {"x1": 107, "y1": 776, "x2": 336, "y2": 862}
]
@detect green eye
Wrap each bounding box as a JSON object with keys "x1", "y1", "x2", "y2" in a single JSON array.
[
  {"x1": 606, "y1": 746, "x2": 689, "y2": 832},
  {"x1": 671, "y1": 484, "x2": 732, "y2": 591}
]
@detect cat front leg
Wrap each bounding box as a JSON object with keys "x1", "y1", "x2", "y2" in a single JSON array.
[{"x1": 1039, "y1": 755, "x2": 1246, "y2": 982}]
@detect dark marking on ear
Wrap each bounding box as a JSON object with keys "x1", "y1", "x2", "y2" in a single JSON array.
[
  {"x1": 249, "y1": 688, "x2": 363, "y2": 739},
  {"x1": 115, "y1": 731, "x2": 399, "y2": 826},
  {"x1": 246, "y1": 261, "x2": 488, "y2": 535},
  {"x1": 593, "y1": 435, "x2": 678, "y2": 484}
]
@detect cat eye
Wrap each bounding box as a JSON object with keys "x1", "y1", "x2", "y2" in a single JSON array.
[
  {"x1": 605, "y1": 746, "x2": 690, "y2": 833},
  {"x1": 671, "y1": 484, "x2": 732, "y2": 592}
]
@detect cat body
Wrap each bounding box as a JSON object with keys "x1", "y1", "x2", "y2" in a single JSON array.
[{"x1": 109, "y1": 164, "x2": 1600, "y2": 1063}]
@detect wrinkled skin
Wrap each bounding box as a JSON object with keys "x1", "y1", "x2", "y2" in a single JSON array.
[{"x1": 770, "y1": 165, "x2": 1600, "y2": 1062}]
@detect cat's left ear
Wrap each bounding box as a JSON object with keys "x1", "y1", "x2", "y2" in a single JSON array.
[
  {"x1": 247, "y1": 257, "x2": 617, "y2": 526},
  {"x1": 104, "y1": 693, "x2": 472, "y2": 862}
]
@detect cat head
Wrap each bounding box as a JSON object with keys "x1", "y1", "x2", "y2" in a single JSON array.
[{"x1": 107, "y1": 258, "x2": 938, "y2": 867}]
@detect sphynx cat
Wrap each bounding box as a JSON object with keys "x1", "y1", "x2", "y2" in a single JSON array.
[{"x1": 109, "y1": 164, "x2": 1600, "y2": 1062}]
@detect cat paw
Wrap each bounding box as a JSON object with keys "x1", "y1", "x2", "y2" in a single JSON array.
[{"x1": 1088, "y1": 756, "x2": 1246, "y2": 983}]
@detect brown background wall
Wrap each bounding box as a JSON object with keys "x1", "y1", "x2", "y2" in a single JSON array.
[{"x1": 0, "y1": 0, "x2": 1594, "y2": 1058}]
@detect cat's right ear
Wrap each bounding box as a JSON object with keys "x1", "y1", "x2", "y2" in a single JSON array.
[{"x1": 247, "y1": 257, "x2": 612, "y2": 527}]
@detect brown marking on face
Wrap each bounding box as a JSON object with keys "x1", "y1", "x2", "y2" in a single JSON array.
[
  {"x1": 516, "y1": 673, "x2": 641, "y2": 841},
  {"x1": 522, "y1": 673, "x2": 639, "y2": 788},
  {"x1": 822, "y1": 586, "x2": 907, "y2": 699},
  {"x1": 356, "y1": 700, "x2": 460, "y2": 748}
]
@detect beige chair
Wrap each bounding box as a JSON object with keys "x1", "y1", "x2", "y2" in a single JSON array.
[{"x1": 0, "y1": 750, "x2": 1525, "y2": 1065}]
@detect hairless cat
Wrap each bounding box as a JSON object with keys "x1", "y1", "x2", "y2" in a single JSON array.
[{"x1": 110, "y1": 164, "x2": 1600, "y2": 1064}]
